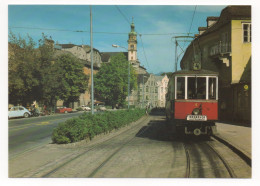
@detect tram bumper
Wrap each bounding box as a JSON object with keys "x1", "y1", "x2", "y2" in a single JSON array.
[{"x1": 175, "y1": 120, "x2": 217, "y2": 136}]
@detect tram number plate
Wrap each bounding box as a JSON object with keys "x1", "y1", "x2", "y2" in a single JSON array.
[{"x1": 187, "y1": 115, "x2": 207, "y2": 121}]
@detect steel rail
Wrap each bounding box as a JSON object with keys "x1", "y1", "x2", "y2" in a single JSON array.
[
  {"x1": 87, "y1": 119, "x2": 151, "y2": 177},
  {"x1": 205, "y1": 142, "x2": 236, "y2": 178},
  {"x1": 212, "y1": 135, "x2": 251, "y2": 167},
  {"x1": 182, "y1": 143, "x2": 191, "y2": 178}
]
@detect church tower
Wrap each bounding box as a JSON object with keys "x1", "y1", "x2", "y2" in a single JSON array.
[{"x1": 128, "y1": 18, "x2": 137, "y2": 62}]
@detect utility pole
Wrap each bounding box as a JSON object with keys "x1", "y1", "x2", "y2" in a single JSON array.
[
  {"x1": 142, "y1": 74, "x2": 145, "y2": 108},
  {"x1": 90, "y1": 5, "x2": 94, "y2": 115},
  {"x1": 128, "y1": 59, "x2": 130, "y2": 110}
]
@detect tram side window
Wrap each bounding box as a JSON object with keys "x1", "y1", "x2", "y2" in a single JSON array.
[
  {"x1": 176, "y1": 77, "x2": 185, "y2": 99},
  {"x1": 188, "y1": 77, "x2": 206, "y2": 99},
  {"x1": 208, "y1": 77, "x2": 217, "y2": 100}
]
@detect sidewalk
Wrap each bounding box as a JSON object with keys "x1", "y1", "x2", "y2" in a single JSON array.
[{"x1": 215, "y1": 122, "x2": 251, "y2": 159}]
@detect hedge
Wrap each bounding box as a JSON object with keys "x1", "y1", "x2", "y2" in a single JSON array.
[{"x1": 52, "y1": 109, "x2": 146, "y2": 144}]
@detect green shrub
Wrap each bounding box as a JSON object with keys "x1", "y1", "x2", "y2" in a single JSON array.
[
  {"x1": 52, "y1": 109, "x2": 145, "y2": 144},
  {"x1": 76, "y1": 107, "x2": 83, "y2": 111}
]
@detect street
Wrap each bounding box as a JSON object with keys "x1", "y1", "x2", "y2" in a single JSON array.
[
  {"x1": 9, "y1": 111, "x2": 87, "y2": 159},
  {"x1": 9, "y1": 112, "x2": 251, "y2": 178}
]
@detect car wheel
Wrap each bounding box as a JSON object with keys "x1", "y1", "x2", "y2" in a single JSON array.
[
  {"x1": 24, "y1": 112, "x2": 29, "y2": 118},
  {"x1": 64, "y1": 111, "x2": 68, "y2": 114}
]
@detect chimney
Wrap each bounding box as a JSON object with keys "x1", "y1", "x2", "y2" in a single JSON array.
[
  {"x1": 207, "y1": 16, "x2": 219, "y2": 28},
  {"x1": 198, "y1": 27, "x2": 207, "y2": 35}
]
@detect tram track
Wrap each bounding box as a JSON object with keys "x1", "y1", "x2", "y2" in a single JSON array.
[
  {"x1": 204, "y1": 141, "x2": 236, "y2": 178},
  {"x1": 212, "y1": 135, "x2": 251, "y2": 167},
  {"x1": 181, "y1": 133, "x2": 251, "y2": 178},
  {"x1": 182, "y1": 143, "x2": 191, "y2": 178},
  {"x1": 41, "y1": 115, "x2": 151, "y2": 178},
  {"x1": 87, "y1": 123, "x2": 151, "y2": 177}
]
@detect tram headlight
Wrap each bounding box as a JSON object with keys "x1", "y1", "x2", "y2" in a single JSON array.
[{"x1": 192, "y1": 108, "x2": 200, "y2": 115}]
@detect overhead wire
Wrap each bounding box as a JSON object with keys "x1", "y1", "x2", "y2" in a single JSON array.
[
  {"x1": 139, "y1": 34, "x2": 149, "y2": 69},
  {"x1": 115, "y1": 5, "x2": 131, "y2": 25},
  {"x1": 114, "y1": 5, "x2": 150, "y2": 71},
  {"x1": 182, "y1": 5, "x2": 197, "y2": 49},
  {"x1": 8, "y1": 26, "x2": 195, "y2": 36}
]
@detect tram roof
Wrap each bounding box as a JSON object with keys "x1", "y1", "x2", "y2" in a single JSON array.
[{"x1": 172, "y1": 69, "x2": 219, "y2": 76}]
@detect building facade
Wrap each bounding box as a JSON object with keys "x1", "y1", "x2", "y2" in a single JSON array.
[
  {"x1": 180, "y1": 5, "x2": 251, "y2": 122},
  {"x1": 156, "y1": 75, "x2": 169, "y2": 107},
  {"x1": 136, "y1": 74, "x2": 169, "y2": 108}
]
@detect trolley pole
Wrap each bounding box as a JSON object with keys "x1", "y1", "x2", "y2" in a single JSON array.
[{"x1": 173, "y1": 36, "x2": 194, "y2": 72}]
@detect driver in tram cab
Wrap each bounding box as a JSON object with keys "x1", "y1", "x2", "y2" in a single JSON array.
[{"x1": 197, "y1": 86, "x2": 206, "y2": 99}]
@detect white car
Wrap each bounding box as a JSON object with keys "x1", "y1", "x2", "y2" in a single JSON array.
[
  {"x1": 81, "y1": 105, "x2": 91, "y2": 111},
  {"x1": 8, "y1": 106, "x2": 31, "y2": 119},
  {"x1": 98, "y1": 105, "x2": 106, "y2": 111}
]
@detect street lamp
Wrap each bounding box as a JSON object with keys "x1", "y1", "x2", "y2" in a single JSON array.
[{"x1": 112, "y1": 44, "x2": 130, "y2": 110}]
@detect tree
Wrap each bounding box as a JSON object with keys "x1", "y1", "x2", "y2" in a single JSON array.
[
  {"x1": 55, "y1": 54, "x2": 89, "y2": 107},
  {"x1": 94, "y1": 53, "x2": 137, "y2": 108},
  {"x1": 8, "y1": 32, "x2": 89, "y2": 109},
  {"x1": 8, "y1": 32, "x2": 41, "y2": 105},
  {"x1": 160, "y1": 72, "x2": 173, "y2": 78}
]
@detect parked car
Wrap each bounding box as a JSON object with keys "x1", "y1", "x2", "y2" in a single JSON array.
[
  {"x1": 8, "y1": 106, "x2": 31, "y2": 119},
  {"x1": 56, "y1": 106, "x2": 72, "y2": 113},
  {"x1": 97, "y1": 105, "x2": 106, "y2": 111},
  {"x1": 81, "y1": 105, "x2": 91, "y2": 111}
]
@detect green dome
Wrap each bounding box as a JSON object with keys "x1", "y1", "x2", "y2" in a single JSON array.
[
  {"x1": 129, "y1": 21, "x2": 137, "y2": 36},
  {"x1": 129, "y1": 31, "x2": 137, "y2": 36}
]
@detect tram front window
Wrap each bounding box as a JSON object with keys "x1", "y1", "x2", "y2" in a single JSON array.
[{"x1": 188, "y1": 77, "x2": 206, "y2": 99}]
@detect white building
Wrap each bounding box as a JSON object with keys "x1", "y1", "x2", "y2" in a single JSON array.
[
  {"x1": 137, "y1": 74, "x2": 169, "y2": 108},
  {"x1": 156, "y1": 75, "x2": 169, "y2": 107}
]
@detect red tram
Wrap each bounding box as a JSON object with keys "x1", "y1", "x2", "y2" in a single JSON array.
[{"x1": 165, "y1": 69, "x2": 218, "y2": 136}]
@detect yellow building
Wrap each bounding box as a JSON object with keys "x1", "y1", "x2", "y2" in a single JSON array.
[{"x1": 180, "y1": 6, "x2": 251, "y2": 123}]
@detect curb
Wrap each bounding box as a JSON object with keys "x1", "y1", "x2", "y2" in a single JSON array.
[{"x1": 212, "y1": 134, "x2": 251, "y2": 167}]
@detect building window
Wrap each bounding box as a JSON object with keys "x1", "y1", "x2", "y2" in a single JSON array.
[
  {"x1": 243, "y1": 23, "x2": 251, "y2": 43},
  {"x1": 131, "y1": 45, "x2": 134, "y2": 49}
]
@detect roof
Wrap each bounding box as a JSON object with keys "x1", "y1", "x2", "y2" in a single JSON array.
[
  {"x1": 53, "y1": 50, "x2": 100, "y2": 69},
  {"x1": 154, "y1": 76, "x2": 164, "y2": 82},
  {"x1": 172, "y1": 69, "x2": 219, "y2": 76},
  {"x1": 207, "y1": 16, "x2": 219, "y2": 21},
  {"x1": 181, "y1": 5, "x2": 251, "y2": 69},
  {"x1": 198, "y1": 27, "x2": 207, "y2": 31},
  {"x1": 137, "y1": 73, "x2": 149, "y2": 84},
  {"x1": 55, "y1": 44, "x2": 100, "y2": 54},
  {"x1": 199, "y1": 5, "x2": 251, "y2": 38},
  {"x1": 101, "y1": 52, "x2": 128, "y2": 62},
  {"x1": 57, "y1": 44, "x2": 78, "y2": 48}
]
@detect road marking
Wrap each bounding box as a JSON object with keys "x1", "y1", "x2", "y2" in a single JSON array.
[
  {"x1": 36, "y1": 122, "x2": 50, "y2": 126},
  {"x1": 9, "y1": 118, "x2": 66, "y2": 132}
]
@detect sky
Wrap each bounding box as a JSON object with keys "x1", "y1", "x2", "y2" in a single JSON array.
[{"x1": 8, "y1": 5, "x2": 227, "y2": 74}]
